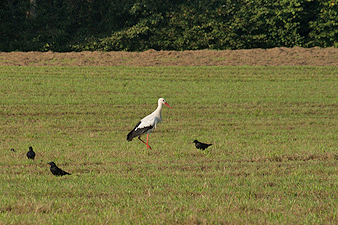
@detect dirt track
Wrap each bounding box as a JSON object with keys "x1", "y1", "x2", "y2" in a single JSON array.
[{"x1": 1, "y1": 47, "x2": 338, "y2": 66}]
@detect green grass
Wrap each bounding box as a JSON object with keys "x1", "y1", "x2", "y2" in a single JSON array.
[{"x1": 1, "y1": 66, "x2": 338, "y2": 224}]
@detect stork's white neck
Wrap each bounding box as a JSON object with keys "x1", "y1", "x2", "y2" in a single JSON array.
[{"x1": 149, "y1": 101, "x2": 163, "y2": 122}]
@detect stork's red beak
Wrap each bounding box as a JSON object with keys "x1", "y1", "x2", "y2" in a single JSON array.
[{"x1": 165, "y1": 102, "x2": 172, "y2": 109}]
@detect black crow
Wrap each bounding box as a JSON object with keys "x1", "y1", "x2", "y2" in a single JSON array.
[
  {"x1": 11, "y1": 148, "x2": 15, "y2": 152},
  {"x1": 193, "y1": 140, "x2": 212, "y2": 150},
  {"x1": 47, "y1": 162, "x2": 71, "y2": 176},
  {"x1": 26, "y1": 146, "x2": 35, "y2": 160}
]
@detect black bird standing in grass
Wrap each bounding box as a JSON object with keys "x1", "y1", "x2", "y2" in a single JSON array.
[
  {"x1": 11, "y1": 148, "x2": 15, "y2": 152},
  {"x1": 47, "y1": 162, "x2": 71, "y2": 176},
  {"x1": 193, "y1": 140, "x2": 212, "y2": 150},
  {"x1": 26, "y1": 146, "x2": 35, "y2": 160}
]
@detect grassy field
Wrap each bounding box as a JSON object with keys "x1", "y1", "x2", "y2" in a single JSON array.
[{"x1": 1, "y1": 66, "x2": 338, "y2": 224}]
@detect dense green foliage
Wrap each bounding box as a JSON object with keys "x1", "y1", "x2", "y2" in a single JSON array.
[{"x1": 1, "y1": 0, "x2": 338, "y2": 51}]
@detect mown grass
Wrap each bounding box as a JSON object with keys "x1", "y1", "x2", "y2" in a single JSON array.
[{"x1": 1, "y1": 66, "x2": 338, "y2": 224}]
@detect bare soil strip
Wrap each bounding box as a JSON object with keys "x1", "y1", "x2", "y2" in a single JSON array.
[{"x1": 1, "y1": 47, "x2": 338, "y2": 67}]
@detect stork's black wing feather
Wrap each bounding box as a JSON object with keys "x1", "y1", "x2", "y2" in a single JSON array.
[
  {"x1": 127, "y1": 121, "x2": 141, "y2": 141},
  {"x1": 127, "y1": 121, "x2": 153, "y2": 141}
]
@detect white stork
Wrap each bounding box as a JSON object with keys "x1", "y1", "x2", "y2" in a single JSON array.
[{"x1": 127, "y1": 98, "x2": 172, "y2": 149}]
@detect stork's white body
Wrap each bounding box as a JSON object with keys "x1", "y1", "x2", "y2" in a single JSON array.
[
  {"x1": 127, "y1": 98, "x2": 172, "y2": 149},
  {"x1": 139, "y1": 105, "x2": 163, "y2": 132}
]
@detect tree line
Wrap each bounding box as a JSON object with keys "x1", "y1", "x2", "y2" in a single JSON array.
[{"x1": 1, "y1": 0, "x2": 337, "y2": 52}]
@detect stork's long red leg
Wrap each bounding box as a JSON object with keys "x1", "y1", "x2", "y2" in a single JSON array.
[
  {"x1": 146, "y1": 134, "x2": 152, "y2": 149},
  {"x1": 138, "y1": 136, "x2": 146, "y2": 145},
  {"x1": 138, "y1": 136, "x2": 152, "y2": 149}
]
